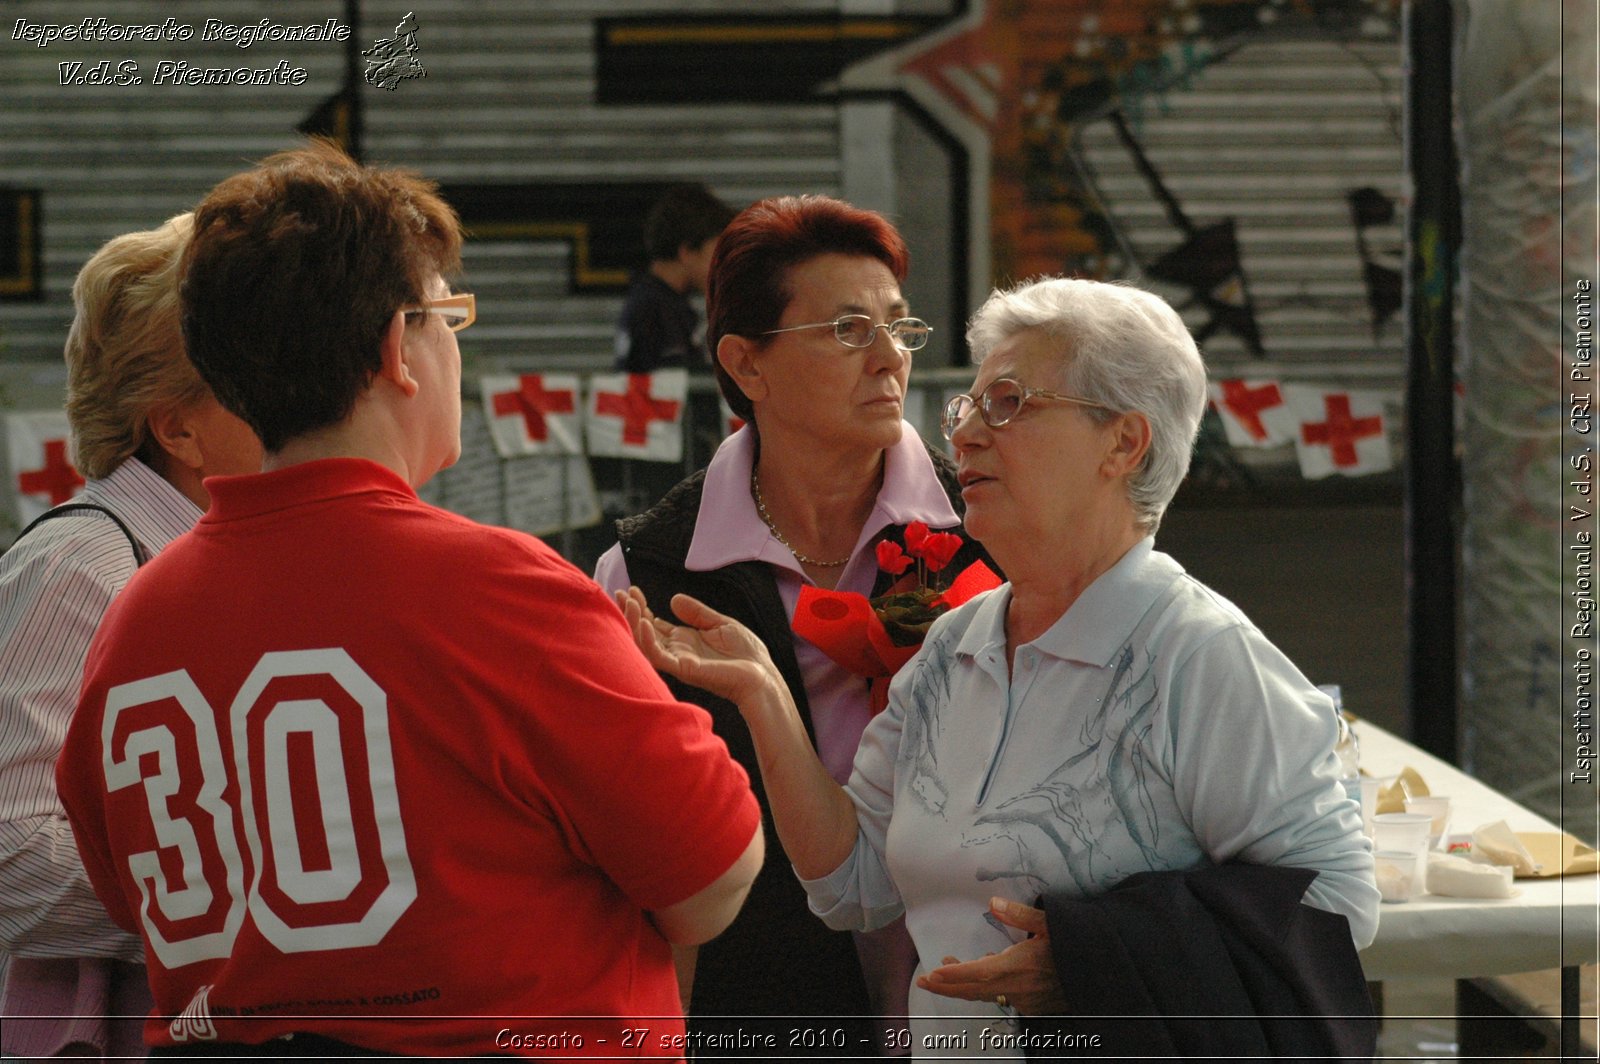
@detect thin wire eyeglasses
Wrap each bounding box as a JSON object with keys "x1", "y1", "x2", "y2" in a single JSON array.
[
  {"x1": 760, "y1": 314, "x2": 931, "y2": 352},
  {"x1": 941, "y1": 377, "x2": 1112, "y2": 440},
  {"x1": 402, "y1": 292, "x2": 476, "y2": 333}
]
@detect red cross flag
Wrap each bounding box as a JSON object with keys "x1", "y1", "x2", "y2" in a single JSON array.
[
  {"x1": 7, "y1": 410, "x2": 84, "y2": 524},
  {"x1": 1282, "y1": 385, "x2": 1394, "y2": 479},
  {"x1": 1208, "y1": 378, "x2": 1295, "y2": 448},
  {"x1": 480, "y1": 373, "x2": 581, "y2": 457},
  {"x1": 586, "y1": 369, "x2": 687, "y2": 462}
]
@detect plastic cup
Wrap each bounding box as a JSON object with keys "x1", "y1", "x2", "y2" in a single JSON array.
[
  {"x1": 1359, "y1": 775, "x2": 1394, "y2": 836},
  {"x1": 1372, "y1": 813, "x2": 1433, "y2": 891},
  {"x1": 1374, "y1": 850, "x2": 1419, "y2": 902},
  {"x1": 1404, "y1": 795, "x2": 1452, "y2": 849},
  {"x1": 1372, "y1": 812, "x2": 1433, "y2": 854}
]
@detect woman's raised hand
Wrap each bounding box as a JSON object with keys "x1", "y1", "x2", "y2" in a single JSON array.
[
  {"x1": 617, "y1": 587, "x2": 783, "y2": 705},
  {"x1": 620, "y1": 588, "x2": 858, "y2": 879}
]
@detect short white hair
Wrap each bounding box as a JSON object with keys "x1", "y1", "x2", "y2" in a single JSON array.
[{"x1": 966, "y1": 277, "x2": 1208, "y2": 531}]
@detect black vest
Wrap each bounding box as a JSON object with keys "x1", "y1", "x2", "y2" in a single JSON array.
[{"x1": 615, "y1": 446, "x2": 993, "y2": 1038}]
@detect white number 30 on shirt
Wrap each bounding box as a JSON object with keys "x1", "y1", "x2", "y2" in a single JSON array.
[{"x1": 100, "y1": 648, "x2": 416, "y2": 968}]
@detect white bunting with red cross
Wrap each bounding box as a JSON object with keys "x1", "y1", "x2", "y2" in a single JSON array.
[
  {"x1": 7, "y1": 410, "x2": 84, "y2": 524},
  {"x1": 480, "y1": 373, "x2": 581, "y2": 458},
  {"x1": 1282, "y1": 385, "x2": 1394, "y2": 479},
  {"x1": 1208, "y1": 378, "x2": 1296, "y2": 448},
  {"x1": 585, "y1": 369, "x2": 687, "y2": 462}
]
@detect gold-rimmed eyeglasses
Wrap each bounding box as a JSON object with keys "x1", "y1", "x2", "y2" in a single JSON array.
[
  {"x1": 942, "y1": 377, "x2": 1112, "y2": 440},
  {"x1": 402, "y1": 292, "x2": 476, "y2": 333},
  {"x1": 760, "y1": 314, "x2": 931, "y2": 352}
]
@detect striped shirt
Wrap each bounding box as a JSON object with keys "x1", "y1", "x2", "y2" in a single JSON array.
[{"x1": 0, "y1": 458, "x2": 200, "y2": 972}]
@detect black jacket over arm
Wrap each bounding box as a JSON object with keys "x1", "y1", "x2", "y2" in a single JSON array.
[{"x1": 1031, "y1": 862, "x2": 1376, "y2": 1061}]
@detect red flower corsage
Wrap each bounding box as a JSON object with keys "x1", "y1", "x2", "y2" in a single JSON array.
[{"x1": 794, "y1": 522, "x2": 1000, "y2": 711}]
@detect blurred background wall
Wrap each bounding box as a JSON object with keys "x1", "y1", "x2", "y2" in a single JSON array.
[{"x1": 1, "y1": 0, "x2": 1585, "y2": 816}]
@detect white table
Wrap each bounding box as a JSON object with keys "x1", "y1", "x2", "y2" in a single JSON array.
[{"x1": 1354, "y1": 721, "x2": 1597, "y2": 1054}]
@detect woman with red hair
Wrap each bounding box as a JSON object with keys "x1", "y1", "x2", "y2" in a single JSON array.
[{"x1": 596, "y1": 195, "x2": 989, "y2": 1052}]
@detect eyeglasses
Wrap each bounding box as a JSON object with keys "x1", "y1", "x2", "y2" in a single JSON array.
[
  {"x1": 941, "y1": 377, "x2": 1112, "y2": 440},
  {"x1": 402, "y1": 292, "x2": 476, "y2": 333},
  {"x1": 760, "y1": 314, "x2": 931, "y2": 352}
]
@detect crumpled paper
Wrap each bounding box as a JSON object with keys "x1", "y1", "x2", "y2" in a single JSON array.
[
  {"x1": 1521, "y1": 832, "x2": 1600, "y2": 877},
  {"x1": 1471, "y1": 820, "x2": 1542, "y2": 876},
  {"x1": 1461, "y1": 821, "x2": 1600, "y2": 879},
  {"x1": 1373, "y1": 765, "x2": 1431, "y2": 815}
]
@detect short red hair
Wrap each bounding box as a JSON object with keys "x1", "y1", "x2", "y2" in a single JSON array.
[{"x1": 706, "y1": 195, "x2": 909, "y2": 422}]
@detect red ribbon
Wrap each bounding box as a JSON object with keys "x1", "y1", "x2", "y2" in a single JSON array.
[{"x1": 793, "y1": 559, "x2": 1001, "y2": 712}]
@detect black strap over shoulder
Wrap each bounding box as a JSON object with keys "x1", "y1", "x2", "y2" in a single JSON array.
[{"x1": 14, "y1": 502, "x2": 148, "y2": 567}]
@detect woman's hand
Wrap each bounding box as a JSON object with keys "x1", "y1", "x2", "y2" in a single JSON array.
[
  {"x1": 617, "y1": 587, "x2": 783, "y2": 706},
  {"x1": 620, "y1": 586, "x2": 860, "y2": 879},
  {"x1": 914, "y1": 898, "x2": 1069, "y2": 1016}
]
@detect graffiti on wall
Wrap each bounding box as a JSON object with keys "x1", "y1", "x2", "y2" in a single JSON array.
[
  {"x1": 855, "y1": 0, "x2": 1400, "y2": 302},
  {"x1": 519, "y1": 1, "x2": 1403, "y2": 347}
]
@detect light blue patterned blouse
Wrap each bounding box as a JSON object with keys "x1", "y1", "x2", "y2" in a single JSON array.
[{"x1": 800, "y1": 537, "x2": 1379, "y2": 1056}]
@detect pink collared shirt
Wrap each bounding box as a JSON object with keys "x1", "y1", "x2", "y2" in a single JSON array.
[{"x1": 594, "y1": 423, "x2": 959, "y2": 781}]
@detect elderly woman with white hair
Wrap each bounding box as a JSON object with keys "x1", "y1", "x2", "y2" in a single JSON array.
[{"x1": 619, "y1": 277, "x2": 1378, "y2": 1057}]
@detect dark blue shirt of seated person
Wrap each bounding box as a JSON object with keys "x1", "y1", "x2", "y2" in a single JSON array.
[{"x1": 614, "y1": 271, "x2": 702, "y2": 373}]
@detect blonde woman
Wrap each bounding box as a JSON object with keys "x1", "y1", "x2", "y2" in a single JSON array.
[{"x1": 0, "y1": 215, "x2": 260, "y2": 1058}]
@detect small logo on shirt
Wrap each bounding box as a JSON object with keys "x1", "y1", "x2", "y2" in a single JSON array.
[{"x1": 169, "y1": 985, "x2": 219, "y2": 1042}]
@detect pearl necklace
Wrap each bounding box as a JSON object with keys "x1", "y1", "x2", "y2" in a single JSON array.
[{"x1": 750, "y1": 467, "x2": 852, "y2": 568}]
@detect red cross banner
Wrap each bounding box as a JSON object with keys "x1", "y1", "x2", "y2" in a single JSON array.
[
  {"x1": 1282, "y1": 385, "x2": 1394, "y2": 479},
  {"x1": 586, "y1": 369, "x2": 687, "y2": 462},
  {"x1": 1208, "y1": 378, "x2": 1295, "y2": 448},
  {"x1": 7, "y1": 410, "x2": 84, "y2": 524},
  {"x1": 480, "y1": 373, "x2": 581, "y2": 457}
]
